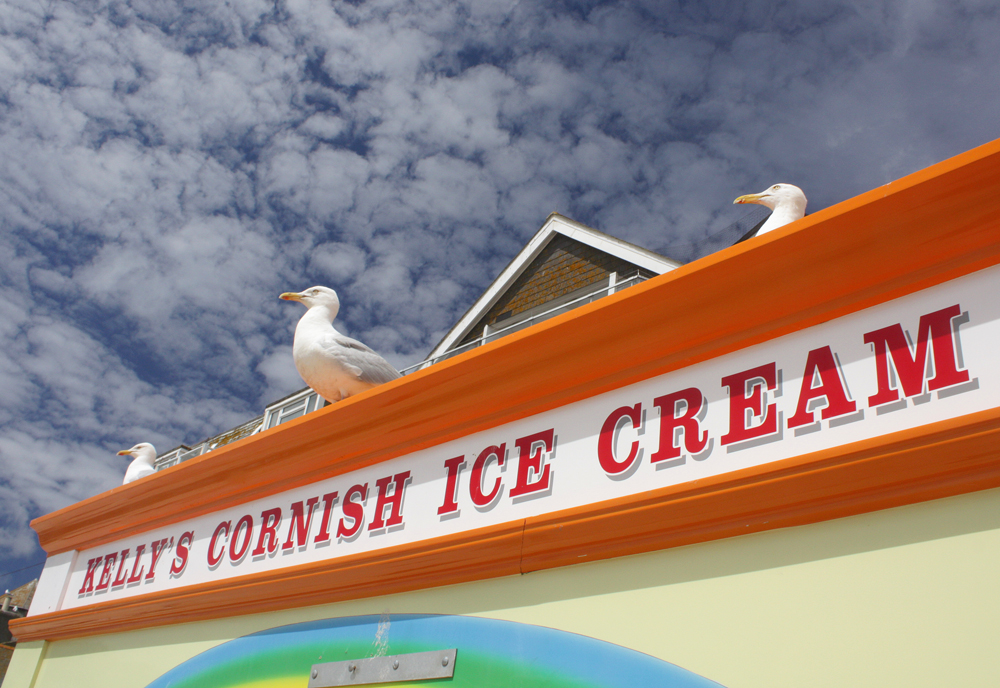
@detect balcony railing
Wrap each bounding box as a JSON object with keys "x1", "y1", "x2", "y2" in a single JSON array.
[{"x1": 398, "y1": 273, "x2": 648, "y2": 375}]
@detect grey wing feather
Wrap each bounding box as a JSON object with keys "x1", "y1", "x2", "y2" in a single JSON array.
[
  {"x1": 321, "y1": 334, "x2": 402, "y2": 385},
  {"x1": 329, "y1": 334, "x2": 378, "y2": 355},
  {"x1": 356, "y1": 354, "x2": 403, "y2": 385}
]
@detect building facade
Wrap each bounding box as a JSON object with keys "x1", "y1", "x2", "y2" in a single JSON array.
[{"x1": 7, "y1": 139, "x2": 1000, "y2": 688}]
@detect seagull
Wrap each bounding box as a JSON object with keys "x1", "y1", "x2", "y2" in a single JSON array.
[
  {"x1": 118, "y1": 443, "x2": 157, "y2": 484},
  {"x1": 733, "y1": 183, "x2": 808, "y2": 238},
  {"x1": 280, "y1": 286, "x2": 401, "y2": 403}
]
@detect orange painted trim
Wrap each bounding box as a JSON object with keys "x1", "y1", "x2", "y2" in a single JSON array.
[
  {"x1": 31, "y1": 138, "x2": 1000, "y2": 556},
  {"x1": 521, "y1": 406, "x2": 1000, "y2": 572},
  {"x1": 13, "y1": 407, "x2": 1000, "y2": 643}
]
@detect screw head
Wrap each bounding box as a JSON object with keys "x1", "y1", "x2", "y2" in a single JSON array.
[
  {"x1": 311, "y1": 669, "x2": 318, "y2": 679},
  {"x1": 349, "y1": 663, "x2": 357, "y2": 672},
  {"x1": 442, "y1": 656, "x2": 449, "y2": 667},
  {"x1": 393, "y1": 660, "x2": 399, "y2": 670}
]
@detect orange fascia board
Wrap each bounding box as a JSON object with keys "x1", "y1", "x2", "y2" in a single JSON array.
[
  {"x1": 520, "y1": 406, "x2": 1000, "y2": 572},
  {"x1": 30, "y1": 137, "x2": 1000, "y2": 559},
  {"x1": 14, "y1": 406, "x2": 1000, "y2": 642}
]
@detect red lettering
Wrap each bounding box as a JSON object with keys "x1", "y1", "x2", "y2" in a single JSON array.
[
  {"x1": 284, "y1": 497, "x2": 320, "y2": 550},
  {"x1": 313, "y1": 492, "x2": 340, "y2": 544},
  {"x1": 78, "y1": 556, "x2": 103, "y2": 595},
  {"x1": 865, "y1": 304, "x2": 969, "y2": 407},
  {"x1": 111, "y1": 549, "x2": 131, "y2": 588},
  {"x1": 369, "y1": 471, "x2": 411, "y2": 531},
  {"x1": 437, "y1": 456, "x2": 466, "y2": 516},
  {"x1": 651, "y1": 389, "x2": 707, "y2": 465},
  {"x1": 337, "y1": 484, "x2": 368, "y2": 539},
  {"x1": 252, "y1": 508, "x2": 282, "y2": 556},
  {"x1": 721, "y1": 363, "x2": 778, "y2": 446},
  {"x1": 95, "y1": 552, "x2": 118, "y2": 591},
  {"x1": 229, "y1": 515, "x2": 254, "y2": 562},
  {"x1": 470, "y1": 444, "x2": 505, "y2": 507},
  {"x1": 146, "y1": 538, "x2": 170, "y2": 581},
  {"x1": 127, "y1": 544, "x2": 146, "y2": 584},
  {"x1": 788, "y1": 346, "x2": 857, "y2": 428},
  {"x1": 208, "y1": 521, "x2": 231, "y2": 567},
  {"x1": 510, "y1": 429, "x2": 554, "y2": 497},
  {"x1": 598, "y1": 404, "x2": 642, "y2": 475},
  {"x1": 170, "y1": 531, "x2": 194, "y2": 576}
]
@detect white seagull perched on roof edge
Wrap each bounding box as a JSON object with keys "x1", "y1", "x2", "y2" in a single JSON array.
[
  {"x1": 118, "y1": 442, "x2": 157, "y2": 484},
  {"x1": 733, "y1": 183, "x2": 808, "y2": 237},
  {"x1": 280, "y1": 286, "x2": 401, "y2": 403}
]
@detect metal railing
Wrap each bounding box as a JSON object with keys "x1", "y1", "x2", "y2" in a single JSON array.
[{"x1": 399, "y1": 273, "x2": 649, "y2": 375}]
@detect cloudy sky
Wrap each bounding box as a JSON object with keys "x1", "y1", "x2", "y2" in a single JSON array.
[{"x1": 1, "y1": 0, "x2": 998, "y2": 590}]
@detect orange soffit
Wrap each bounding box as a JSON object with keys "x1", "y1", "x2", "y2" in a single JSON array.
[{"x1": 16, "y1": 138, "x2": 1000, "y2": 641}]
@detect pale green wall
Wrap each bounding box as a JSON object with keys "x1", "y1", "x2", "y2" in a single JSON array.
[{"x1": 9, "y1": 487, "x2": 1000, "y2": 688}]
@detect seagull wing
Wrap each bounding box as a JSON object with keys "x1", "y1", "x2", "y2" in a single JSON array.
[
  {"x1": 734, "y1": 214, "x2": 771, "y2": 244},
  {"x1": 318, "y1": 334, "x2": 402, "y2": 385}
]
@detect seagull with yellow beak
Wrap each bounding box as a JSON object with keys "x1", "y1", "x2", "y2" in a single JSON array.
[
  {"x1": 733, "y1": 183, "x2": 807, "y2": 237},
  {"x1": 280, "y1": 286, "x2": 401, "y2": 403},
  {"x1": 118, "y1": 442, "x2": 157, "y2": 484}
]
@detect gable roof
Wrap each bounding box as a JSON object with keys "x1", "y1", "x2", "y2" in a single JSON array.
[{"x1": 426, "y1": 213, "x2": 681, "y2": 361}]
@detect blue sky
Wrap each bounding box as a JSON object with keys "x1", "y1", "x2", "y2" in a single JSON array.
[{"x1": 1, "y1": 0, "x2": 998, "y2": 591}]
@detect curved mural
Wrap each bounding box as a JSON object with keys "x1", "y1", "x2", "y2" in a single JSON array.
[{"x1": 146, "y1": 614, "x2": 725, "y2": 688}]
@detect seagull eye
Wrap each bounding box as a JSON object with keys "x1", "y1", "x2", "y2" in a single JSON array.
[{"x1": 772, "y1": 185, "x2": 781, "y2": 190}]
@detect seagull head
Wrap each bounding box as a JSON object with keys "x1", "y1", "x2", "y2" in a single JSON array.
[
  {"x1": 117, "y1": 442, "x2": 156, "y2": 462},
  {"x1": 733, "y1": 183, "x2": 807, "y2": 215},
  {"x1": 280, "y1": 285, "x2": 341, "y2": 316}
]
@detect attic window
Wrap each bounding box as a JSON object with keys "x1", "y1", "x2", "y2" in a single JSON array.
[
  {"x1": 400, "y1": 271, "x2": 651, "y2": 375},
  {"x1": 154, "y1": 448, "x2": 185, "y2": 471},
  {"x1": 481, "y1": 274, "x2": 616, "y2": 344},
  {"x1": 263, "y1": 388, "x2": 325, "y2": 430},
  {"x1": 154, "y1": 444, "x2": 206, "y2": 471}
]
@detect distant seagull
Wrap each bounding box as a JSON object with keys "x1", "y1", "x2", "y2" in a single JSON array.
[
  {"x1": 733, "y1": 183, "x2": 808, "y2": 238},
  {"x1": 118, "y1": 443, "x2": 157, "y2": 484},
  {"x1": 280, "y1": 286, "x2": 401, "y2": 403}
]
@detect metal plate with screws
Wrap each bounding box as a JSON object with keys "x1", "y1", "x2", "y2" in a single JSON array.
[{"x1": 308, "y1": 648, "x2": 457, "y2": 686}]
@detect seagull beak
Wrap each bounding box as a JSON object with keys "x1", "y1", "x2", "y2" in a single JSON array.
[
  {"x1": 733, "y1": 192, "x2": 764, "y2": 205},
  {"x1": 280, "y1": 292, "x2": 303, "y2": 302},
  {"x1": 117, "y1": 449, "x2": 132, "y2": 456}
]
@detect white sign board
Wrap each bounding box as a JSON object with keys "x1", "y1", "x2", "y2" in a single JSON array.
[{"x1": 35, "y1": 265, "x2": 1000, "y2": 614}]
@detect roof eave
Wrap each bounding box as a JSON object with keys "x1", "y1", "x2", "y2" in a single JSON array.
[{"x1": 426, "y1": 213, "x2": 680, "y2": 360}]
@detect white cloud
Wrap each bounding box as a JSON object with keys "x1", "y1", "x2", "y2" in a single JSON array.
[
  {"x1": 2, "y1": 0, "x2": 999, "y2": 584},
  {"x1": 308, "y1": 242, "x2": 369, "y2": 284}
]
